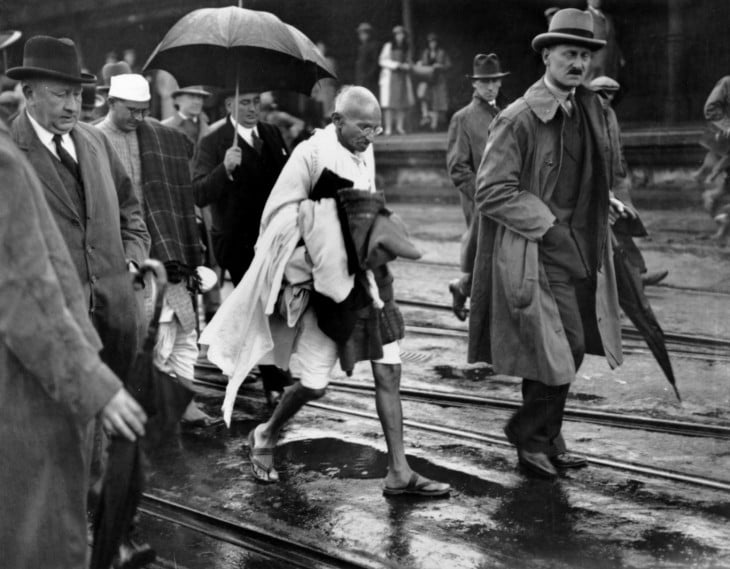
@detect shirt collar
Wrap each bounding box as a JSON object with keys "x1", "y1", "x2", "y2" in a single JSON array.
[
  {"x1": 543, "y1": 75, "x2": 575, "y2": 104},
  {"x1": 229, "y1": 116, "x2": 257, "y2": 136},
  {"x1": 179, "y1": 111, "x2": 198, "y2": 123},
  {"x1": 26, "y1": 110, "x2": 70, "y2": 147}
]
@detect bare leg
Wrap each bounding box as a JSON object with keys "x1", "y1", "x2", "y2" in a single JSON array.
[
  {"x1": 395, "y1": 110, "x2": 406, "y2": 134},
  {"x1": 372, "y1": 362, "x2": 410, "y2": 484},
  {"x1": 372, "y1": 362, "x2": 450, "y2": 496}
]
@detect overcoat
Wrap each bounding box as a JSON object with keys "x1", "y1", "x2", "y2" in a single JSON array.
[
  {"x1": 468, "y1": 79, "x2": 623, "y2": 385},
  {"x1": 12, "y1": 111, "x2": 150, "y2": 379},
  {"x1": 0, "y1": 122, "x2": 122, "y2": 569}
]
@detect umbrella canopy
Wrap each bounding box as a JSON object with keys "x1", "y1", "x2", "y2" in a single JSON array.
[
  {"x1": 612, "y1": 233, "x2": 681, "y2": 401},
  {"x1": 142, "y1": 6, "x2": 336, "y2": 95}
]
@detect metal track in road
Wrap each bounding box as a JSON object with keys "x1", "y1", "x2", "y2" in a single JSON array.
[
  {"x1": 194, "y1": 362, "x2": 730, "y2": 440},
  {"x1": 327, "y1": 380, "x2": 730, "y2": 440},
  {"x1": 190, "y1": 377, "x2": 730, "y2": 493},
  {"x1": 139, "y1": 493, "x2": 391, "y2": 569},
  {"x1": 397, "y1": 258, "x2": 730, "y2": 298},
  {"x1": 398, "y1": 298, "x2": 730, "y2": 356}
]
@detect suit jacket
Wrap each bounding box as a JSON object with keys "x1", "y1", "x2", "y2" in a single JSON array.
[
  {"x1": 0, "y1": 120, "x2": 121, "y2": 569},
  {"x1": 161, "y1": 112, "x2": 210, "y2": 146},
  {"x1": 192, "y1": 118, "x2": 288, "y2": 282},
  {"x1": 12, "y1": 111, "x2": 150, "y2": 378}
]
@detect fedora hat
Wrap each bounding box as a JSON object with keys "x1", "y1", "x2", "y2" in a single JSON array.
[
  {"x1": 96, "y1": 61, "x2": 132, "y2": 94},
  {"x1": 468, "y1": 53, "x2": 510, "y2": 80},
  {"x1": 532, "y1": 8, "x2": 606, "y2": 52},
  {"x1": 171, "y1": 86, "x2": 211, "y2": 99},
  {"x1": 81, "y1": 84, "x2": 104, "y2": 110},
  {"x1": 7, "y1": 35, "x2": 96, "y2": 83}
]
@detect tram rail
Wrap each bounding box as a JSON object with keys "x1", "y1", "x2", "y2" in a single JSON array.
[
  {"x1": 190, "y1": 376, "x2": 730, "y2": 493},
  {"x1": 138, "y1": 493, "x2": 392, "y2": 569}
]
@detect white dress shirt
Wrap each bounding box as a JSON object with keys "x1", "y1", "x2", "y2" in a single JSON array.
[
  {"x1": 229, "y1": 117, "x2": 258, "y2": 149},
  {"x1": 26, "y1": 111, "x2": 78, "y2": 162}
]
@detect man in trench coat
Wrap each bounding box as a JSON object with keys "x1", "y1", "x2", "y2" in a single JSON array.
[
  {"x1": 0, "y1": 117, "x2": 147, "y2": 568},
  {"x1": 469, "y1": 9, "x2": 626, "y2": 478}
]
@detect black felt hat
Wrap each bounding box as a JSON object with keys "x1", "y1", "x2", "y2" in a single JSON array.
[
  {"x1": 467, "y1": 54, "x2": 510, "y2": 80},
  {"x1": 7, "y1": 36, "x2": 96, "y2": 83}
]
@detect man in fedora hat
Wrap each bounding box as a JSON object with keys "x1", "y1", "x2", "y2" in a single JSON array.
[
  {"x1": 446, "y1": 53, "x2": 510, "y2": 320},
  {"x1": 162, "y1": 85, "x2": 212, "y2": 146},
  {"x1": 469, "y1": 9, "x2": 632, "y2": 478},
  {"x1": 355, "y1": 22, "x2": 381, "y2": 96},
  {"x1": 97, "y1": 73, "x2": 219, "y2": 428},
  {"x1": 9, "y1": 34, "x2": 150, "y2": 563}
]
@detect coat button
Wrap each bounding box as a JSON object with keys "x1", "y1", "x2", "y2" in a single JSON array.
[
  {"x1": 90, "y1": 275, "x2": 98, "y2": 284},
  {"x1": 86, "y1": 245, "x2": 93, "y2": 254}
]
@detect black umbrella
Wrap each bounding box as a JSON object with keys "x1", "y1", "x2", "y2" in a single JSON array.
[
  {"x1": 143, "y1": 6, "x2": 336, "y2": 136},
  {"x1": 90, "y1": 261, "x2": 168, "y2": 569},
  {"x1": 612, "y1": 232, "x2": 681, "y2": 401}
]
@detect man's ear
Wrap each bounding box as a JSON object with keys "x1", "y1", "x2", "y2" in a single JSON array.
[
  {"x1": 331, "y1": 112, "x2": 342, "y2": 125},
  {"x1": 542, "y1": 47, "x2": 551, "y2": 66}
]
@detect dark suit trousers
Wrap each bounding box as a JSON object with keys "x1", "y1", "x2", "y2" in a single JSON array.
[{"x1": 506, "y1": 264, "x2": 600, "y2": 455}]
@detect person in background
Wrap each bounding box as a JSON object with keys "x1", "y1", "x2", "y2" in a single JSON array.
[
  {"x1": 379, "y1": 25, "x2": 414, "y2": 135},
  {"x1": 584, "y1": 0, "x2": 625, "y2": 83},
  {"x1": 80, "y1": 84, "x2": 102, "y2": 123},
  {"x1": 193, "y1": 90, "x2": 294, "y2": 406},
  {"x1": 312, "y1": 41, "x2": 338, "y2": 121},
  {"x1": 446, "y1": 53, "x2": 510, "y2": 320},
  {"x1": 588, "y1": 75, "x2": 668, "y2": 286},
  {"x1": 355, "y1": 22, "x2": 380, "y2": 97},
  {"x1": 469, "y1": 9, "x2": 629, "y2": 479},
  {"x1": 94, "y1": 61, "x2": 132, "y2": 122},
  {"x1": 415, "y1": 33, "x2": 451, "y2": 131},
  {"x1": 97, "y1": 73, "x2": 216, "y2": 428},
  {"x1": 161, "y1": 85, "x2": 222, "y2": 325}
]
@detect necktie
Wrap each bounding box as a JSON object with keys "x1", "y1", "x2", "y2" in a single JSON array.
[
  {"x1": 251, "y1": 130, "x2": 263, "y2": 155},
  {"x1": 563, "y1": 93, "x2": 575, "y2": 117},
  {"x1": 52, "y1": 134, "x2": 81, "y2": 183}
]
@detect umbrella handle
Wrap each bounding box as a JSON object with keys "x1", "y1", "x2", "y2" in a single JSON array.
[{"x1": 231, "y1": 70, "x2": 240, "y2": 148}]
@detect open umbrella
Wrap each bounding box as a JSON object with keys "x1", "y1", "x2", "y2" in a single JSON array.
[
  {"x1": 143, "y1": 6, "x2": 335, "y2": 96},
  {"x1": 612, "y1": 232, "x2": 681, "y2": 401}
]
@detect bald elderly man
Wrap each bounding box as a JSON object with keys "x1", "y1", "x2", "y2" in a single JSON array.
[{"x1": 201, "y1": 86, "x2": 450, "y2": 497}]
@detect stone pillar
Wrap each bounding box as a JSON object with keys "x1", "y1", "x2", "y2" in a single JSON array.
[
  {"x1": 664, "y1": 0, "x2": 687, "y2": 123},
  {"x1": 402, "y1": 0, "x2": 415, "y2": 38}
]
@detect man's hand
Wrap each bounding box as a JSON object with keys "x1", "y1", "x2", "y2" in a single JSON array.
[
  {"x1": 224, "y1": 146, "x2": 242, "y2": 176},
  {"x1": 609, "y1": 196, "x2": 637, "y2": 225},
  {"x1": 101, "y1": 389, "x2": 147, "y2": 442}
]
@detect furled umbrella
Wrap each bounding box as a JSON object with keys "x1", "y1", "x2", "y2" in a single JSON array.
[
  {"x1": 611, "y1": 232, "x2": 681, "y2": 401},
  {"x1": 91, "y1": 260, "x2": 169, "y2": 569},
  {"x1": 142, "y1": 5, "x2": 336, "y2": 141}
]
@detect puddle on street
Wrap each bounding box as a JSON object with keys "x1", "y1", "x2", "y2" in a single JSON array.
[{"x1": 144, "y1": 425, "x2": 726, "y2": 569}]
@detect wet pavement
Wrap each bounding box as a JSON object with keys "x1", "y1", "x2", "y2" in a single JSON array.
[{"x1": 140, "y1": 203, "x2": 730, "y2": 568}]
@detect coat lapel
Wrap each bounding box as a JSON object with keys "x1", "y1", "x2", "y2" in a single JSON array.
[
  {"x1": 14, "y1": 112, "x2": 81, "y2": 223},
  {"x1": 71, "y1": 127, "x2": 98, "y2": 221}
]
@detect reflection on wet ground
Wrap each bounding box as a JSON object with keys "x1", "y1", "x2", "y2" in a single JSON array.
[{"x1": 144, "y1": 414, "x2": 729, "y2": 569}]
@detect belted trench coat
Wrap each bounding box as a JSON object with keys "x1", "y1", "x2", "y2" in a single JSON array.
[{"x1": 468, "y1": 79, "x2": 623, "y2": 385}]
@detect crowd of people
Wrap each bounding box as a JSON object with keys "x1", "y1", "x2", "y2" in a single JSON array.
[{"x1": 0, "y1": 2, "x2": 725, "y2": 568}]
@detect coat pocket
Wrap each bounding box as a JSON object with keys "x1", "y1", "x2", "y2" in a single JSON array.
[{"x1": 497, "y1": 230, "x2": 538, "y2": 309}]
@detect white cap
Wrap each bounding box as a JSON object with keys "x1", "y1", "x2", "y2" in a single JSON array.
[{"x1": 108, "y1": 73, "x2": 150, "y2": 103}]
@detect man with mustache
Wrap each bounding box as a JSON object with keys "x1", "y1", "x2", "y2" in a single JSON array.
[{"x1": 469, "y1": 9, "x2": 628, "y2": 478}]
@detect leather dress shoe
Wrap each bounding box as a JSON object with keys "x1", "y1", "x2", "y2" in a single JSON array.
[
  {"x1": 448, "y1": 279, "x2": 468, "y2": 321},
  {"x1": 518, "y1": 449, "x2": 558, "y2": 479},
  {"x1": 551, "y1": 452, "x2": 588, "y2": 469}
]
